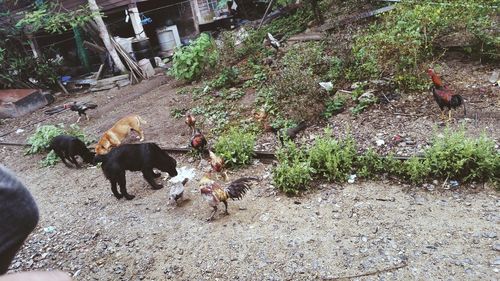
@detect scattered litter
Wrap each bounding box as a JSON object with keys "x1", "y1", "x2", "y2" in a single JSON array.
[
  {"x1": 43, "y1": 226, "x2": 56, "y2": 233},
  {"x1": 449, "y1": 180, "x2": 459, "y2": 188},
  {"x1": 348, "y1": 174, "x2": 357, "y2": 184},
  {"x1": 375, "y1": 139, "x2": 385, "y2": 146},
  {"x1": 358, "y1": 90, "x2": 376, "y2": 103},
  {"x1": 488, "y1": 69, "x2": 499, "y2": 84},
  {"x1": 15, "y1": 129, "x2": 25, "y2": 134},
  {"x1": 319, "y1": 82, "x2": 334, "y2": 92}
]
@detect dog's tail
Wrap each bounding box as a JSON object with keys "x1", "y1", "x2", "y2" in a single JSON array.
[{"x1": 136, "y1": 115, "x2": 147, "y2": 124}]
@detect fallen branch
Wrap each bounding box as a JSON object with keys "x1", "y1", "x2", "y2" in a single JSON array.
[{"x1": 333, "y1": 262, "x2": 408, "y2": 280}]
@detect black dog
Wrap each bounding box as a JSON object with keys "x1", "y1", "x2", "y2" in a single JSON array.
[
  {"x1": 94, "y1": 143, "x2": 178, "y2": 200},
  {"x1": 48, "y1": 135, "x2": 94, "y2": 168}
]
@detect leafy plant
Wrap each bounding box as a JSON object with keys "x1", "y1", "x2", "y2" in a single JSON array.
[
  {"x1": 273, "y1": 141, "x2": 314, "y2": 195},
  {"x1": 26, "y1": 124, "x2": 93, "y2": 167},
  {"x1": 169, "y1": 33, "x2": 218, "y2": 81},
  {"x1": 170, "y1": 108, "x2": 187, "y2": 119},
  {"x1": 323, "y1": 96, "x2": 346, "y2": 118},
  {"x1": 209, "y1": 67, "x2": 239, "y2": 89},
  {"x1": 214, "y1": 127, "x2": 256, "y2": 167},
  {"x1": 355, "y1": 148, "x2": 385, "y2": 179},
  {"x1": 308, "y1": 130, "x2": 357, "y2": 182}
]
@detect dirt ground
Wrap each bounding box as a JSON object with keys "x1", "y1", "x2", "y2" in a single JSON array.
[{"x1": 0, "y1": 61, "x2": 499, "y2": 280}]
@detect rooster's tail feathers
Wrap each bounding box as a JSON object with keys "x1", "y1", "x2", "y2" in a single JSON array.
[{"x1": 226, "y1": 177, "x2": 258, "y2": 200}]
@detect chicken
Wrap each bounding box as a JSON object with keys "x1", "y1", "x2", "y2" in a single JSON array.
[
  {"x1": 208, "y1": 150, "x2": 228, "y2": 181},
  {"x1": 427, "y1": 69, "x2": 466, "y2": 121},
  {"x1": 190, "y1": 128, "x2": 207, "y2": 153},
  {"x1": 267, "y1": 33, "x2": 280, "y2": 50},
  {"x1": 64, "y1": 101, "x2": 98, "y2": 122},
  {"x1": 199, "y1": 175, "x2": 258, "y2": 221},
  {"x1": 169, "y1": 178, "x2": 189, "y2": 205},
  {"x1": 185, "y1": 113, "x2": 196, "y2": 134}
]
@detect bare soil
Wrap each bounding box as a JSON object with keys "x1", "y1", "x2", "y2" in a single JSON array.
[{"x1": 0, "y1": 62, "x2": 499, "y2": 280}]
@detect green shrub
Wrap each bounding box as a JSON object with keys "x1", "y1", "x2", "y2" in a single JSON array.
[
  {"x1": 214, "y1": 127, "x2": 256, "y2": 167},
  {"x1": 308, "y1": 130, "x2": 357, "y2": 182},
  {"x1": 169, "y1": 33, "x2": 218, "y2": 81},
  {"x1": 403, "y1": 156, "x2": 431, "y2": 184},
  {"x1": 355, "y1": 148, "x2": 385, "y2": 179},
  {"x1": 273, "y1": 141, "x2": 314, "y2": 195},
  {"x1": 425, "y1": 129, "x2": 499, "y2": 183},
  {"x1": 323, "y1": 96, "x2": 346, "y2": 118}
]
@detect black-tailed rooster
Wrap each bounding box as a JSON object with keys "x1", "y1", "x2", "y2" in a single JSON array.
[
  {"x1": 427, "y1": 69, "x2": 466, "y2": 121},
  {"x1": 199, "y1": 175, "x2": 258, "y2": 221},
  {"x1": 64, "y1": 101, "x2": 98, "y2": 123}
]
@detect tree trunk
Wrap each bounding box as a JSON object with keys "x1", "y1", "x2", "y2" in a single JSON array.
[
  {"x1": 309, "y1": 0, "x2": 324, "y2": 25},
  {"x1": 87, "y1": 0, "x2": 127, "y2": 73}
]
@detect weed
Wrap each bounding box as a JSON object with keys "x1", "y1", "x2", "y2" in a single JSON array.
[
  {"x1": 308, "y1": 130, "x2": 357, "y2": 182},
  {"x1": 214, "y1": 127, "x2": 256, "y2": 167},
  {"x1": 209, "y1": 67, "x2": 239, "y2": 89},
  {"x1": 273, "y1": 141, "x2": 314, "y2": 195},
  {"x1": 355, "y1": 148, "x2": 385, "y2": 179},
  {"x1": 323, "y1": 96, "x2": 346, "y2": 118},
  {"x1": 170, "y1": 108, "x2": 187, "y2": 119}
]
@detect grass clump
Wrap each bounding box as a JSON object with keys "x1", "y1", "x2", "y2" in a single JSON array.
[
  {"x1": 308, "y1": 130, "x2": 357, "y2": 182},
  {"x1": 214, "y1": 127, "x2": 256, "y2": 167},
  {"x1": 273, "y1": 141, "x2": 314, "y2": 195}
]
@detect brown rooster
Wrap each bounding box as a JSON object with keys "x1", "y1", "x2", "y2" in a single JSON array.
[
  {"x1": 190, "y1": 128, "x2": 207, "y2": 153},
  {"x1": 427, "y1": 69, "x2": 466, "y2": 121},
  {"x1": 199, "y1": 175, "x2": 258, "y2": 221},
  {"x1": 185, "y1": 113, "x2": 196, "y2": 134}
]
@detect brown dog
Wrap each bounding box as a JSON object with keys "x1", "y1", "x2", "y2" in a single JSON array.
[{"x1": 95, "y1": 115, "x2": 146, "y2": 155}]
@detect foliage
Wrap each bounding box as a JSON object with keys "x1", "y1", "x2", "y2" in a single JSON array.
[
  {"x1": 355, "y1": 148, "x2": 385, "y2": 179},
  {"x1": 169, "y1": 33, "x2": 218, "y2": 81},
  {"x1": 273, "y1": 141, "x2": 314, "y2": 195},
  {"x1": 214, "y1": 127, "x2": 256, "y2": 167},
  {"x1": 0, "y1": 55, "x2": 60, "y2": 89},
  {"x1": 351, "y1": 0, "x2": 499, "y2": 90},
  {"x1": 40, "y1": 150, "x2": 59, "y2": 167},
  {"x1": 323, "y1": 96, "x2": 346, "y2": 118},
  {"x1": 271, "y1": 42, "x2": 328, "y2": 120},
  {"x1": 16, "y1": 3, "x2": 96, "y2": 34},
  {"x1": 424, "y1": 129, "x2": 499, "y2": 183},
  {"x1": 326, "y1": 56, "x2": 344, "y2": 83},
  {"x1": 26, "y1": 124, "x2": 93, "y2": 167},
  {"x1": 170, "y1": 108, "x2": 187, "y2": 119},
  {"x1": 209, "y1": 67, "x2": 239, "y2": 89},
  {"x1": 308, "y1": 130, "x2": 357, "y2": 182}
]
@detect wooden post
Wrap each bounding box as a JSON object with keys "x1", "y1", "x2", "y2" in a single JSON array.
[
  {"x1": 128, "y1": 3, "x2": 147, "y2": 39},
  {"x1": 87, "y1": 0, "x2": 127, "y2": 74},
  {"x1": 191, "y1": 0, "x2": 202, "y2": 27},
  {"x1": 189, "y1": 0, "x2": 200, "y2": 35}
]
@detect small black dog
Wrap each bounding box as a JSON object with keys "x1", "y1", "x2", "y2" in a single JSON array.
[
  {"x1": 94, "y1": 143, "x2": 178, "y2": 200},
  {"x1": 48, "y1": 135, "x2": 94, "y2": 168}
]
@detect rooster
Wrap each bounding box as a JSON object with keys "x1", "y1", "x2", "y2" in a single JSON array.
[
  {"x1": 190, "y1": 128, "x2": 207, "y2": 153},
  {"x1": 208, "y1": 150, "x2": 228, "y2": 181},
  {"x1": 199, "y1": 175, "x2": 258, "y2": 221},
  {"x1": 427, "y1": 69, "x2": 466, "y2": 121},
  {"x1": 64, "y1": 101, "x2": 98, "y2": 122},
  {"x1": 185, "y1": 113, "x2": 196, "y2": 134}
]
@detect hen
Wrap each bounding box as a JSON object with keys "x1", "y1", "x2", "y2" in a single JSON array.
[
  {"x1": 427, "y1": 69, "x2": 466, "y2": 121},
  {"x1": 169, "y1": 178, "x2": 189, "y2": 205},
  {"x1": 185, "y1": 113, "x2": 196, "y2": 134},
  {"x1": 190, "y1": 128, "x2": 207, "y2": 153},
  {"x1": 208, "y1": 150, "x2": 227, "y2": 180},
  {"x1": 199, "y1": 175, "x2": 258, "y2": 221},
  {"x1": 64, "y1": 101, "x2": 98, "y2": 122}
]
